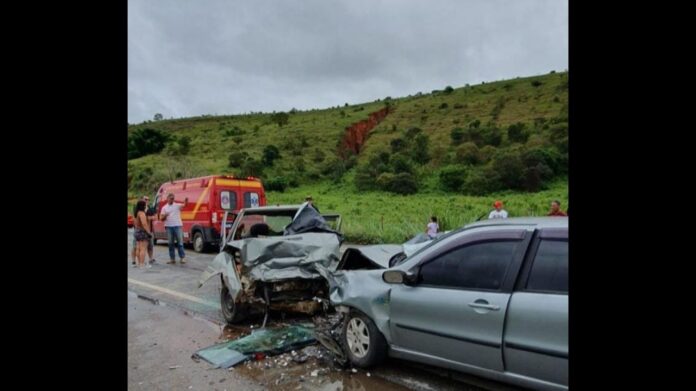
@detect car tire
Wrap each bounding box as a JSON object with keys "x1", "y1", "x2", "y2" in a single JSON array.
[
  {"x1": 193, "y1": 231, "x2": 205, "y2": 253},
  {"x1": 220, "y1": 284, "x2": 247, "y2": 324},
  {"x1": 342, "y1": 310, "x2": 387, "y2": 368}
]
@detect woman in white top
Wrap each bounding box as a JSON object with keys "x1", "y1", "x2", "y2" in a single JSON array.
[{"x1": 425, "y1": 216, "x2": 439, "y2": 239}]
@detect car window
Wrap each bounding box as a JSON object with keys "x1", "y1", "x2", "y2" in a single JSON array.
[
  {"x1": 526, "y1": 239, "x2": 568, "y2": 293},
  {"x1": 419, "y1": 240, "x2": 519, "y2": 290}
]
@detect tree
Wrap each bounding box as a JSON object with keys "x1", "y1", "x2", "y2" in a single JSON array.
[
  {"x1": 455, "y1": 142, "x2": 481, "y2": 165},
  {"x1": 387, "y1": 173, "x2": 418, "y2": 195},
  {"x1": 439, "y1": 165, "x2": 468, "y2": 191},
  {"x1": 127, "y1": 128, "x2": 169, "y2": 159},
  {"x1": 262, "y1": 145, "x2": 281, "y2": 166},
  {"x1": 264, "y1": 176, "x2": 288, "y2": 192},
  {"x1": 176, "y1": 136, "x2": 191, "y2": 155},
  {"x1": 228, "y1": 151, "x2": 249, "y2": 168},
  {"x1": 507, "y1": 122, "x2": 529, "y2": 143},
  {"x1": 270, "y1": 112, "x2": 289, "y2": 127},
  {"x1": 410, "y1": 133, "x2": 430, "y2": 164},
  {"x1": 390, "y1": 137, "x2": 406, "y2": 153},
  {"x1": 390, "y1": 153, "x2": 414, "y2": 174},
  {"x1": 240, "y1": 158, "x2": 264, "y2": 177},
  {"x1": 444, "y1": 86, "x2": 454, "y2": 94},
  {"x1": 153, "y1": 113, "x2": 163, "y2": 121},
  {"x1": 450, "y1": 127, "x2": 465, "y2": 145}
]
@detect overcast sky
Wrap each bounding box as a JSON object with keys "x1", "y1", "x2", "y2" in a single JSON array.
[{"x1": 128, "y1": 0, "x2": 567, "y2": 124}]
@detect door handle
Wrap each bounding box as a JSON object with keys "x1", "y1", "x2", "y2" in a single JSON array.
[{"x1": 468, "y1": 302, "x2": 500, "y2": 311}]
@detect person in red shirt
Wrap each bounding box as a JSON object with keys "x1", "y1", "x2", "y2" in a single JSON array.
[{"x1": 548, "y1": 200, "x2": 567, "y2": 216}]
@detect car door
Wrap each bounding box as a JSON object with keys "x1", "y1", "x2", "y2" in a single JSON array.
[
  {"x1": 389, "y1": 227, "x2": 532, "y2": 371},
  {"x1": 504, "y1": 229, "x2": 568, "y2": 387}
]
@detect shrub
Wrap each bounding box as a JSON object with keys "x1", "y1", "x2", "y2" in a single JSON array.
[
  {"x1": 507, "y1": 122, "x2": 529, "y2": 143},
  {"x1": 455, "y1": 142, "x2": 481, "y2": 165},
  {"x1": 492, "y1": 150, "x2": 525, "y2": 189},
  {"x1": 127, "y1": 128, "x2": 169, "y2": 159},
  {"x1": 239, "y1": 158, "x2": 264, "y2": 177},
  {"x1": 405, "y1": 127, "x2": 423, "y2": 139},
  {"x1": 439, "y1": 102, "x2": 448, "y2": 109},
  {"x1": 450, "y1": 127, "x2": 465, "y2": 145},
  {"x1": 262, "y1": 145, "x2": 281, "y2": 166},
  {"x1": 390, "y1": 137, "x2": 406, "y2": 153},
  {"x1": 228, "y1": 151, "x2": 249, "y2": 168},
  {"x1": 461, "y1": 166, "x2": 500, "y2": 196},
  {"x1": 444, "y1": 86, "x2": 454, "y2": 94},
  {"x1": 439, "y1": 165, "x2": 468, "y2": 191},
  {"x1": 392, "y1": 173, "x2": 419, "y2": 194},
  {"x1": 312, "y1": 148, "x2": 326, "y2": 163},
  {"x1": 390, "y1": 153, "x2": 414, "y2": 174},
  {"x1": 264, "y1": 176, "x2": 288, "y2": 192},
  {"x1": 531, "y1": 80, "x2": 543, "y2": 87},
  {"x1": 410, "y1": 133, "x2": 430, "y2": 164}
]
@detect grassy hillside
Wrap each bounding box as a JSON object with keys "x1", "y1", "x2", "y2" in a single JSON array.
[{"x1": 128, "y1": 71, "x2": 568, "y2": 242}]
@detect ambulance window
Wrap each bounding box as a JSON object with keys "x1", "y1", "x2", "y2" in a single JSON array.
[
  {"x1": 243, "y1": 192, "x2": 260, "y2": 208},
  {"x1": 220, "y1": 191, "x2": 237, "y2": 210}
]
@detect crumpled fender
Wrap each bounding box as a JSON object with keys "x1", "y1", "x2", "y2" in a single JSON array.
[{"x1": 324, "y1": 269, "x2": 393, "y2": 341}]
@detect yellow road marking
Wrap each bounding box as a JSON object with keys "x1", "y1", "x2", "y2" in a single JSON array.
[{"x1": 128, "y1": 278, "x2": 219, "y2": 308}]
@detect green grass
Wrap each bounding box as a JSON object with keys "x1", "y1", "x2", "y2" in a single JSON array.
[{"x1": 267, "y1": 180, "x2": 568, "y2": 244}]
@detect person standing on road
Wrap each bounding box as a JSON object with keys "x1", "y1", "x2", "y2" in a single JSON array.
[
  {"x1": 548, "y1": 200, "x2": 567, "y2": 216},
  {"x1": 133, "y1": 200, "x2": 152, "y2": 269},
  {"x1": 425, "y1": 216, "x2": 439, "y2": 239},
  {"x1": 488, "y1": 200, "x2": 509, "y2": 219},
  {"x1": 160, "y1": 193, "x2": 188, "y2": 265},
  {"x1": 132, "y1": 196, "x2": 156, "y2": 265},
  {"x1": 143, "y1": 196, "x2": 157, "y2": 264}
]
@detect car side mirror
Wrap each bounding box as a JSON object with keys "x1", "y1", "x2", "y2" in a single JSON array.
[{"x1": 382, "y1": 270, "x2": 417, "y2": 285}]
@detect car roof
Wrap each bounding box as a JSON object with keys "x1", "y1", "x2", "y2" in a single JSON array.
[{"x1": 464, "y1": 216, "x2": 568, "y2": 230}]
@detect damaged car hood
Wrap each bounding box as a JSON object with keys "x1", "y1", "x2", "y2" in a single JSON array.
[
  {"x1": 230, "y1": 233, "x2": 341, "y2": 282},
  {"x1": 198, "y1": 233, "x2": 341, "y2": 301}
]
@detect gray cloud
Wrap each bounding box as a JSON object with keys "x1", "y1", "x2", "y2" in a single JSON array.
[{"x1": 128, "y1": 0, "x2": 567, "y2": 123}]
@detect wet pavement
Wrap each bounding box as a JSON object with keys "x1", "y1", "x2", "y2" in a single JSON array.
[{"x1": 127, "y1": 229, "x2": 524, "y2": 391}]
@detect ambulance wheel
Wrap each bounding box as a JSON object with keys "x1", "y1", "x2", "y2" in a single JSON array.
[{"x1": 193, "y1": 231, "x2": 205, "y2": 253}]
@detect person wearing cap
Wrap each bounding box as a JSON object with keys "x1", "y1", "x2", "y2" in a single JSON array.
[
  {"x1": 305, "y1": 195, "x2": 320, "y2": 212},
  {"x1": 547, "y1": 200, "x2": 567, "y2": 216},
  {"x1": 488, "y1": 200, "x2": 508, "y2": 219}
]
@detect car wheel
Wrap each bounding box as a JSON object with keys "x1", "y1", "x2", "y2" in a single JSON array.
[
  {"x1": 220, "y1": 284, "x2": 246, "y2": 324},
  {"x1": 342, "y1": 310, "x2": 387, "y2": 367},
  {"x1": 193, "y1": 232, "x2": 205, "y2": 253}
]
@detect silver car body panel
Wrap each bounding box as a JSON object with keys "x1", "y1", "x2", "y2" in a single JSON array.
[{"x1": 327, "y1": 217, "x2": 568, "y2": 391}]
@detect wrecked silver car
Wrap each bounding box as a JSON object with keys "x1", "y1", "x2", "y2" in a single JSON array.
[
  {"x1": 326, "y1": 217, "x2": 568, "y2": 391},
  {"x1": 338, "y1": 231, "x2": 447, "y2": 270},
  {"x1": 198, "y1": 203, "x2": 342, "y2": 325}
]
